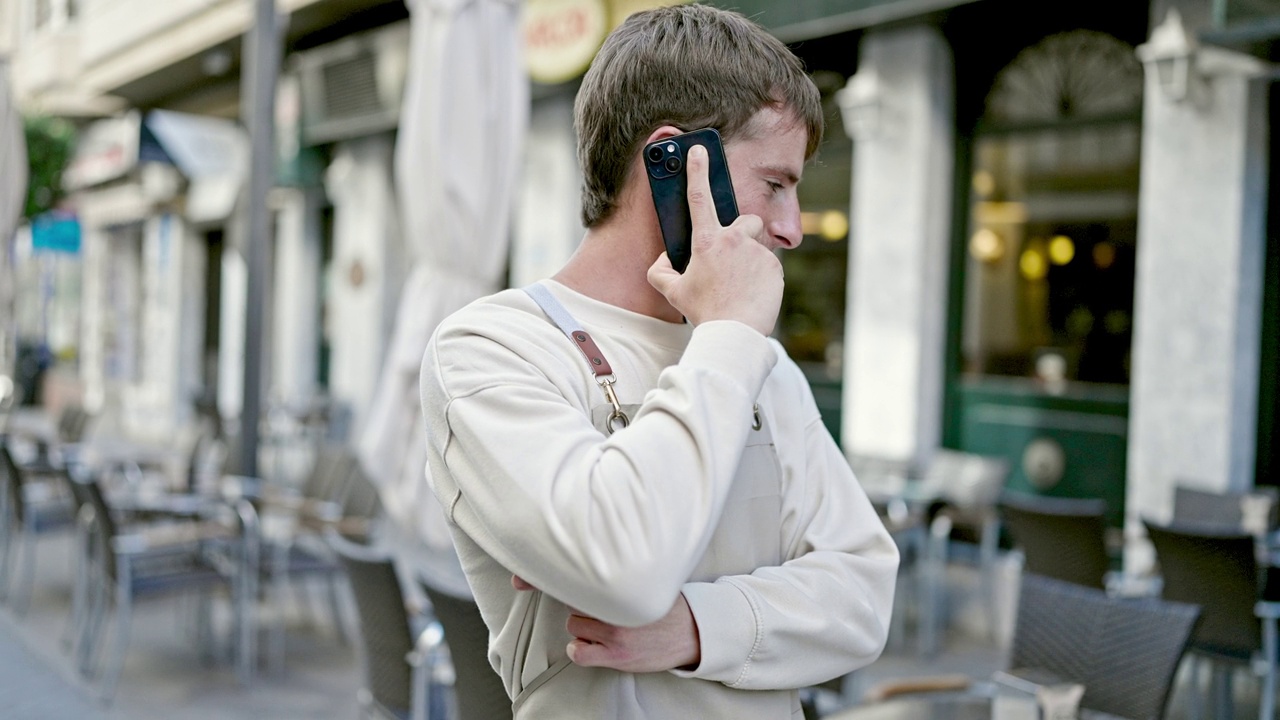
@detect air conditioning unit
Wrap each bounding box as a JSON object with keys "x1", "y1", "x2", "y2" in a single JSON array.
[{"x1": 295, "y1": 21, "x2": 409, "y2": 145}]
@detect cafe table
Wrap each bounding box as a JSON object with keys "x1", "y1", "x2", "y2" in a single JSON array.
[{"x1": 823, "y1": 691, "x2": 1126, "y2": 720}]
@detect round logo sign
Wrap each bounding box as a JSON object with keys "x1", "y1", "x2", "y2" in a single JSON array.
[
  {"x1": 523, "y1": 0, "x2": 609, "y2": 84},
  {"x1": 1022, "y1": 437, "x2": 1066, "y2": 491}
]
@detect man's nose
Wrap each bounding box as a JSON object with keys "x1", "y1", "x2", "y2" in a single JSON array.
[{"x1": 770, "y1": 199, "x2": 803, "y2": 250}]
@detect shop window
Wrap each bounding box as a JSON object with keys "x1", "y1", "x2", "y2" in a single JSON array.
[
  {"x1": 779, "y1": 70, "x2": 851, "y2": 377},
  {"x1": 961, "y1": 30, "x2": 1143, "y2": 388}
]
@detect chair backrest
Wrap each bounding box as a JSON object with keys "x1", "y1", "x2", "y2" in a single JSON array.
[
  {"x1": 1011, "y1": 573, "x2": 1200, "y2": 720},
  {"x1": 1172, "y1": 485, "x2": 1279, "y2": 537},
  {"x1": 921, "y1": 449, "x2": 1009, "y2": 509},
  {"x1": 185, "y1": 433, "x2": 222, "y2": 494},
  {"x1": 305, "y1": 442, "x2": 359, "y2": 504},
  {"x1": 1144, "y1": 519, "x2": 1260, "y2": 662},
  {"x1": 331, "y1": 535, "x2": 414, "y2": 717},
  {"x1": 998, "y1": 491, "x2": 1111, "y2": 589},
  {"x1": 0, "y1": 442, "x2": 26, "y2": 524},
  {"x1": 56, "y1": 405, "x2": 91, "y2": 444},
  {"x1": 340, "y1": 465, "x2": 383, "y2": 521},
  {"x1": 78, "y1": 474, "x2": 120, "y2": 582}
]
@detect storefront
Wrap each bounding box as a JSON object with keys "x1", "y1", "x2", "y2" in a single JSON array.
[
  {"x1": 63, "y1": 110, "x2": 246, "y2": 441},
  {"x1": 696, "y1": 0, "x2": 1275, "y2": 560}
]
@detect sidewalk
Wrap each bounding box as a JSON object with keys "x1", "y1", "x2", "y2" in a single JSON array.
[
  {"x1": 2, "y1": 528, "x2": 1262, "y2": 719},
  {"x1": 0, "y1": 532, "x2": 361, "y2": 720}
]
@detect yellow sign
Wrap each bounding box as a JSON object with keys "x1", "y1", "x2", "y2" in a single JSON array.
[
  {"x1": 523, "y1": 0, "x2": 693, "y2": 84},
  {"x1": 523, "y1": 0, "x2": 609, "y2": 84}
]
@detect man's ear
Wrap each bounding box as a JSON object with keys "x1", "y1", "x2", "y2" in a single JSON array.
[{"x1": 642, "y1": 125, "x2": 684, "y2": 148}]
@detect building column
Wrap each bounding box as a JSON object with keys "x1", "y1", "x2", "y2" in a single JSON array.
[
  {"x1": 841, "y1": 24, "x2": 955, "y2": 470},
  {"x1": 270, "y1": 187, "x2": 321, "y2": 408},
  {"x1": 324, "y1": 134, "x2": 401, "y2": 437},
  {"x1": 510, "y1": 91, "x2": 583, "y2": 288},
  {"x1": 1126, "y1": 8, "x2": 1271, "y2": 571}
]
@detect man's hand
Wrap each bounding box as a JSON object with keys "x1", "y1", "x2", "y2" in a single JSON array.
[
  {"x1": 647, "y1": 144, "x2": 784, "y2": 335},
  {"x1": 511, "y1": 575, "x2": 702, "y2": 673}
]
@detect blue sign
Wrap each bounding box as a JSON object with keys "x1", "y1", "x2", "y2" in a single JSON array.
[{"x1": 31, "y1": 212, "x2": 81, "y2": 255}]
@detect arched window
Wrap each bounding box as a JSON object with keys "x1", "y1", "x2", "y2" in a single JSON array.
[{"x1": 961, "y1": 30, "x2": 1143, "y2": 388}]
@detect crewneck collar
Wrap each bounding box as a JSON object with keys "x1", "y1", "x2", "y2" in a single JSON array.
[{"x1": 539, "y1": 279, "x2": 694, "y2": 350}]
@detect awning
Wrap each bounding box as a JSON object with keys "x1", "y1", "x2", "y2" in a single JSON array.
[
  {"x1": 709, "y1": 0, "x2": 984, "y2": 42},
  {"x1": 62, "y1": 110, "x2": 248, "y2": 223}
]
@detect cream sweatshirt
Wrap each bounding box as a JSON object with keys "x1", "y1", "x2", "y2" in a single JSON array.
[{"x1": 419, "y1": 280, "x2": 898, "y2": 719}]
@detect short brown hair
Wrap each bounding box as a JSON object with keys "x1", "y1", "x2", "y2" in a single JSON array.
[{"x1": 574, "y1": 4, "x2": 823, "y2": 227}]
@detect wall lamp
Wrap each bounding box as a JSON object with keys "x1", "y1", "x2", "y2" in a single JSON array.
[
  {"x1": 1136, "y1": 9, "x2": 1203, "y2": 103},
  {"x1": 1137, "y1": 8, "x2": 1280, "y2": 105}
]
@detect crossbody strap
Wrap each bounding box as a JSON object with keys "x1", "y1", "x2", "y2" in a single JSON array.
[{"x1": 522, "y1": 283, "x2": 630, "y2": 433}]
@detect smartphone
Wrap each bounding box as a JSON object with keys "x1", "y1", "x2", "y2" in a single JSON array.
[{"x1": 644, "y1": 128, "x2": 739, "y2": 273}]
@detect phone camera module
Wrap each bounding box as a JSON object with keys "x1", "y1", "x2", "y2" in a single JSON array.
[
  {"x1": 647, "y1": 146, "x2": 664, "y2": 163},
  {"x1": 664, "y1": 156, "x2": 682, "y2": 173}
]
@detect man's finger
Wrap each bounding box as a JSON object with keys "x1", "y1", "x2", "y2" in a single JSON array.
[
  {"x1": 647, "y1": 250, "x2": 678, "y2": 296},
  {"x1": 511, "y1": 575, "x2": 538, "y2": 591},
  {"x1": 683, "y1": 144, "x2": 720, "y2": 237},
  {"x1": 566, "y1": 613, "x2": 611, "y2": 645},
  {"x1": 567, "y1": 638, "x2": 621, "y2": 669}
]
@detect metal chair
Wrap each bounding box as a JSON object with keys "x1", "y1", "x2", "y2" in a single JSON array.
[
  {"x1": 330, "y1": 532, "x2": 453, "y2": 720},
  {"x1": 1008, "y1": 572, "x2": 1201, "y2": 720},
  {"x1": 252, "y1": 443, "x2": 380, "y2": 671},
  {"x1": 998, "y1": 491, "x2": 1112, "y2": 591},
  {"x1": 73, "y1": 470, "x2": 256, "y2": 701},
  {"x1": 918, "y1": 449, "x2": 1009, "y2": 652},
  {"x1": 1144, "y1": 519, "x2": 1278, "y2": 720},
  {"x1": 0, "y1": 440, "x2": 77, "y2": 612}
]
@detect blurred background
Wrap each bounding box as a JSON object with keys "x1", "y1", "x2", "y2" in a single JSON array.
[{"x1": 0, "y1": 0, "x2": 1277, "y2": 718}]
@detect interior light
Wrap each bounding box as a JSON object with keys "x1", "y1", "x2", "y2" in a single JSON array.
[
  {"x1": 819, "y1": 211, "x2": 849, "y2": 241},
  {"x1": 800, "y1": 212, "x2": 820, "y2": 235},
  {"x1": 1093, "y1": 242, "x2": 1116, "y2": 269},
  {"x1": 1020, "y1": 247, "x2": 1048, "y2": 280},
  {"x1": 1048, "y1": 235, "x2": 1075, "y2": 265},
  {"x1": 969, "y1": 228, "x2": 1005, "y2": 264},
  {"x1": 972, "y1": 170, "x2": 996, "y2": 198}
]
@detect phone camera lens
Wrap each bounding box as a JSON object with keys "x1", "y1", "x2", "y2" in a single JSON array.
[
  {"x1": 647, "y1": 146, "x2": 664, "y2": 163},
  {"x1": 665, "y1": 156, "x2": 682, "y2": 173}
]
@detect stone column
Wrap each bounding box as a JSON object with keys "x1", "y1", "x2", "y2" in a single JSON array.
[
  {"x1": 510, "y1": 90, "x2": 584, "y2": 288},
  {"x1": 841, "y1": 24, "x2": 955, "y2": 471},
  {"x1": 270, "y1": 187, "x2": 322, "y2": 409},
  {"x1": 323, "y1": 134, "x2": 400, "y2": 437},
  {"x1": 1126, "y1": 7, "x2": 1271, "y2": 571}
]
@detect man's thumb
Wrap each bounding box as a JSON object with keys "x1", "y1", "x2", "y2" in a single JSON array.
[{"x1": 647, "y1": 252, "x2": 678, "y2": 296}]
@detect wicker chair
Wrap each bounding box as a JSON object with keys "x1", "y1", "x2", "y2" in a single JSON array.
[
  {"x1": 1144, "y1": 519, "x2": 1278, "y2": 720},
  {"x1": 1008, "y1": 573, "x2": 1200, "y2": 720},
  {"x1": 1172, "y1": 485, "x2": 1280, "y2": 537},
  {"x1": 998, "y1": 491, "x2": 1111, "y2": 590},
  {"x1": 330, "y1": 533, "x2": 452, "y2": 720},
  {"x1": 860, "y1": 572, "x2": 1200, "y2": 719}
]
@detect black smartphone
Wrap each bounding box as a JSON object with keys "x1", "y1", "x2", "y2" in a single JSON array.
[{"x1": 644, "y1": 128, "x2": 739, "y2": 273}]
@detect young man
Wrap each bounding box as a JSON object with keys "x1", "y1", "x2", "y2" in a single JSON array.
[{"x1": 418, "y1": 5, "x2": 898, "y2": 718}]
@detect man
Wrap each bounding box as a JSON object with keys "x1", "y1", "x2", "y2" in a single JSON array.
[{"x1": 418, "y1": 5, "x2": 898, "y2": 718}]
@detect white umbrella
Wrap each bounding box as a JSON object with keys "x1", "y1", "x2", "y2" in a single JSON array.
[
  {"x1": 357, "y1": 0, "x2": 528, "y2": 596},
  {"x1": 0, "y1": 58, "x2": 28, "y2": 396}
]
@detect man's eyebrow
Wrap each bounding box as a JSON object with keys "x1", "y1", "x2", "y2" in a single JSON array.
[{"x1": 757, "y1": 164, "x2": 802, "y2": 184}]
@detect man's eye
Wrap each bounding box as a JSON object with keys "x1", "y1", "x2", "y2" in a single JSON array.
[{"x1": 767, "y1": 181, "x2": 784, "y2": 193}]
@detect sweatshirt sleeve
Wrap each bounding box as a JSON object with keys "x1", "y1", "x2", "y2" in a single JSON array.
[
  {"x1": 422, "y1": 317, "x2": 778, "y2": 627},
  {"x1": 671, "y1": 409, "x2": 899, "y2": 689}
]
